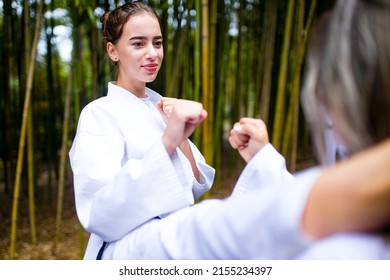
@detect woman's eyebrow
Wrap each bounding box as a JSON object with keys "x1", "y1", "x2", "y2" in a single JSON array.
[{"x1": 129, "y1": 35, "x2": 163, "y2": 41}]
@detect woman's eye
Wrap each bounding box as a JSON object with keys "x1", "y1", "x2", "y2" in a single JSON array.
[
  {"x1": 132, "y1": 42, "x2": 143, "y2": 47},
  {"x1": 154, "y1": 41, "x2": 163, "y2": 47}
]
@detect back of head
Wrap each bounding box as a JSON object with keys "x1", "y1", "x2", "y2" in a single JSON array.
[{"x1": 302, "y1": 0, "x2": 390, "y2": 164}]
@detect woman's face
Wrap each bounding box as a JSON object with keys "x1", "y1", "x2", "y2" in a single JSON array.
[{"x1": 108, "y1": 13, "x2": 163, "y2": 86}]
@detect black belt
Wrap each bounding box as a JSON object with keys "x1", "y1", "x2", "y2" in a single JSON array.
[{"x1": 96, "y1": 241, "x2": 108, "y2": 260}]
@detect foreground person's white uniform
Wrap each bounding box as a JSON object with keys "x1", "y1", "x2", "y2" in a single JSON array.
[
  {"x1": 70, "y1": 82, "x2": 389, "y2": 260},
  {"x1": 97, "y1": 144, "x2": 320, "y2": 259},
  {"x1": 96, "y1": 143, "x2": 390, "y2": 260},
  {"x1": 296, "y1": 233, "x2": 390, "y2": 259},
  {"x1": 69, "y1": 82, "x2": 215, "y2": 259}
]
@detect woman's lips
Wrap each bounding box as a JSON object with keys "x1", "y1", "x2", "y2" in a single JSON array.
[{"x1": 143, "y1": 64, "x2": 158, "y2": 72}]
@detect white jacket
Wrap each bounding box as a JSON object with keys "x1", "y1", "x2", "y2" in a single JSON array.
[{"x1": 69, "y1": 82, "x2": 215, "y2": 258}]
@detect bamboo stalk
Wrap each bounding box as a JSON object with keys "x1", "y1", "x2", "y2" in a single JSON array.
[
  {"x1": 193, "y1": 0, "x2": 202, "y2": 145},
  {"x1": 45, "y1": 0, "x2": 58, "y2": 203},
  {"x1": 24, "y1": 0, "x2": 37, "y2": 246},
  {"x1": 234, "y1": 1, "x2": 243, "y2": 121},
  {"x1": 164, "y1": 1, "x2": 174, "y2": 97},
  {"x1": 55, "y1": 51, "x2": 74, "y2": 246},
  {"x1": 90, "y1": 9, "x2": 99, "y2": 101},
  {"x1": 181, "y1": 47, "x2": 191, "y2": 100},
  {"x1": 9, "y1": 0, "x2": 44, "y2": 260},
  {"x1": 208, "y1": 0, "x2": 217, "y2": 127},
  {"x1": 272, "y1": 0, "x2": 295, "y2": 151},
  {"x1": 27, "y1": 112, "x2": 37, "y2": 245},
  {"x1": 282, "y1": 0, "x2": 317, "y2": 170},
  {"x1": 290, "y1": 0, "x2": 317, "y2": 171},
  {"x1": 260, "y1": 0, "x2": 278, "y2": 123},
  {"x1": 212, "y1": 0, "x2": 229, "y2": 193},
  {"x1": 202, "y1": 0, "x2": 217, "y2": 198},
  {"x1": 1, "y1": 0, "x2": 13, "y2": 195},
  {"x1": 201, "y1": 0, "x2": 212, "y2": 165},
  {"x1": 166, "y1": 0, "x2": 192, "y2": 97},
  {"x1": 281, "y1": 0, "x2": 304, "y2": 163},
  {"x1": 55, "y1": 5, "x2": 78, "y2": 247}
]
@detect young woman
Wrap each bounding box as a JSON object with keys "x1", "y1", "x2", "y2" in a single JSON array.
[{"x1": 68, "y1": 1, "x2": 215, "y2": 259}]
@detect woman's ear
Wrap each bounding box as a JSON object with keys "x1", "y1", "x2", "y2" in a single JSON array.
[{"x1": 107, "y1": 42, "x2": 118, "y2": 62}]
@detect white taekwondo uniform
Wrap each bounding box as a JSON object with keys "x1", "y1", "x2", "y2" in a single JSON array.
[
  {"x1": 69, "y1": 82, "x2": 215, "y2": 259},
  {"x1": 100, "y1": 144, "x2": 390, "y2": 260}
]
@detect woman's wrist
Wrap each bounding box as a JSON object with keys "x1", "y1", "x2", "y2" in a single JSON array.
[{"x1": 162, "y1": 135, "x2": 177, "y2": 155}]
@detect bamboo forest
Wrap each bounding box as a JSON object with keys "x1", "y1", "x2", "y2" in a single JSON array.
[{"x1": 0, "y1": 0, "x2": 336, "y2": 259}]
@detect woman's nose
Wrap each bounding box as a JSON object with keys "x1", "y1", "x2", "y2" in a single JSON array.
[{"x1": 145, "y1": 43, "x2": 157, "y2": 59}]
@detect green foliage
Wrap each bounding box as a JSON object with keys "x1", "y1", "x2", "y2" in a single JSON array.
[{"x1": 0, "y1": 0, "x2": 337, "y2": 185}]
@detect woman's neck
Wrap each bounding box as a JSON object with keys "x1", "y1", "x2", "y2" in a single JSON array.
[{"x1": 116, "y1": 76, "x2": 147, "y2": 98}]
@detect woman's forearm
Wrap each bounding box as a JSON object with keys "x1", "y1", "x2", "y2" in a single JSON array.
[
  {"x1": 180, "y1": 139, "x2": 201, "y2": 182},
  {"x1": 302, "y1": 139, "x2": 390, "y2": 239}
]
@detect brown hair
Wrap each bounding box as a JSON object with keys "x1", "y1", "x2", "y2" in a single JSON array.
[{"x1": 100, "y1": 1, "x2": 161, "y2": 45}]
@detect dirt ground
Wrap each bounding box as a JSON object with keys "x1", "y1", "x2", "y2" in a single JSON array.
[{"x1": 0, "y1": 170, "x2": 86, "y2": 260}]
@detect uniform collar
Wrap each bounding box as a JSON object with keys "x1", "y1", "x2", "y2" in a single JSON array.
[{"x1": 107, "y1": 82, "x2": 162, "y2": 104}]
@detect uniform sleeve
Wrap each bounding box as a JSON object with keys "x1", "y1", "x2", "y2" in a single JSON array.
[
  {"x1": 230, "y1": 143, "x2": 295, "y2": 199},
  {"x1": 69, "y1": 108, "x2": 191, "y2": 242},
  {"x1": 296, "y1": 232, "x2": 388, "y2": 259},
  {"x1": 152, "y1": 168, "x2": 321, "y2": 259}
]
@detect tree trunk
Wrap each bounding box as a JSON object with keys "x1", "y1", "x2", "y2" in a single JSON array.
[
  {"x1": 9, "y1": 0, "x2": 44, "y2": 260},
  {"x1": 201, "y1": 0, "x2": 213, "y2": 166},
  {"x1": 24, "y1": 0, "x2": 37, "y2": 246},
  {"x1": 289, "y1": 0, "x2": 317, "y2": 171},
  {"x1": 1, "y1": 0, "x2": 13, "y2": 195},
  {"x1": 260, "y1": 0, "x2": 278, "y2": 123},
  {"x1": 272, "y1": 0, "x2": 295, "y2": 151}
]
